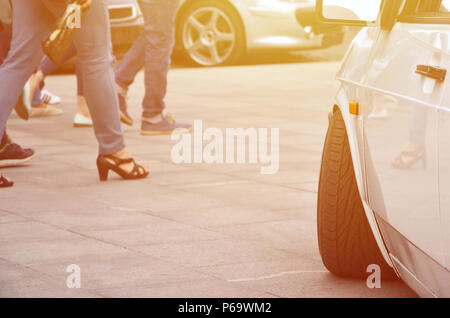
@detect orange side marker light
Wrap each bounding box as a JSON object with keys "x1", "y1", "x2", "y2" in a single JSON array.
[{"x1": 349, "y1": 101, "x2": 359, "y2": 115}]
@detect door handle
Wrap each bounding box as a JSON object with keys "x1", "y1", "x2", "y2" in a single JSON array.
[{"x1": 416, "y1": 65, "x2": 447, "y2": 82}]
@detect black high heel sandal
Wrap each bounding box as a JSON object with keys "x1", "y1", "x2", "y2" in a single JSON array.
[
  {"x1": 96, "y1": 155, "x2": 149, "y2": 181},
  {"x1": 0, "y1": 174, "x2": 14, "y2": 188}
]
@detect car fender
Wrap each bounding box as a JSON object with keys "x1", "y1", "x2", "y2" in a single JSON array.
[{"x1": 333, "y1": 88, "x2": 394, "y2": 269}]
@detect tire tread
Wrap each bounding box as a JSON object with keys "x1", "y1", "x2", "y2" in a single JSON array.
[{"x1": 317, "y1": 108, "x2": 396, "y2": 279}]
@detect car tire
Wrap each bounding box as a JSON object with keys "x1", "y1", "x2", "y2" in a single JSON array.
[
  {"x1": 317, "y1": 108, "x2": 396, "y2": 279},
  {"x1": 176, "y1": 0, "x2": 245, "y2": 67}
]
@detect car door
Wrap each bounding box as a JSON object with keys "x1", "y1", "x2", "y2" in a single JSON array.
[
  {"x1": 362, "y1": 1, "x2": 447, "y2": 282},
  {"x1": 437, "y1": 1, "x2": 450, "y2": 273},
  {"x1": 439, "y1": 62, "x2": 450, "y2": 273}
]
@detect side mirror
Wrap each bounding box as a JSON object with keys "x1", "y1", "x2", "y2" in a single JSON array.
[{"x1": 316, "y1": 0, "x2": 383, "y2": 26}]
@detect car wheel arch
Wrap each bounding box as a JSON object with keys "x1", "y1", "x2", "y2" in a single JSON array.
[{"x1": 332, "y1": 90, "x2": 395, "y2": 270}]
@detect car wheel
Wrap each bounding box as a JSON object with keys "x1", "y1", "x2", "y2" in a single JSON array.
[
  {"x1": 176, "y1": 0, "x2": 245, "y2": 66},
  {"x1": 317, "y1": 108, "x2": 396, "y2": 279}
]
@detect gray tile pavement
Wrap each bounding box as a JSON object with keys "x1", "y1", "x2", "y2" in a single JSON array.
[{"x1": 0, "y1": 61, "x2": 416, "y2": 298}]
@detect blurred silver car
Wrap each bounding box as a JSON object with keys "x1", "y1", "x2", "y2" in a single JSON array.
[
  {"x1": 175, "y1": 0, "x2": 344, "y2": 66},
  {"x1": 108, "y1": 0, "x2": 344, "y2": 66},
  {"x1": 107, "y1": 0, "x2": 144, "y2": 58}
]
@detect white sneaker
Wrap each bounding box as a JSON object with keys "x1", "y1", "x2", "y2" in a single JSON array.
[
  {"x1": 41, "y1": 88, "x2": 61, "y2": 105},
  {"x1": 73, "y1": 113, "x2": 93, "y2": 127}
]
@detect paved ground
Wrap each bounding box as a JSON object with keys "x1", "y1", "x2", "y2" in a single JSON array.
[{"x1": 0, "y1": 51, "x2": 417, "y2": 298}]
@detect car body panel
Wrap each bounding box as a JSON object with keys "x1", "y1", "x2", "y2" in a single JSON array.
[
  {"x1": 228, "y1": 0, "x2": 324, "y2": 50},
  {"x1": 332, "y1": 12, "x2": 450, "y2": 295},
  {"x1": 390, "y1": 254, "x2": 436, "y2": 298},
  {"x1": 378, "y1": 214, "x2": 450, "y2": 297},
  {"x1": 440, "y1": 110, "x2": 450, "y2": 271},
  {"x1": 435, "y1": 28, "x2": 450, "y2": 271},
  {"x1": 362, "y1": 24, "x2": 444, "y2": 265}
]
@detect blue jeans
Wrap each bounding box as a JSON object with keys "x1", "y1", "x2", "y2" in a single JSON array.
[
  {"x1": 115, "y1": 0, "x2": 180, "y2": 118},
  {"x1": 32, "y1": 45, "x2": 84, "y2": 106},
  {"x1": 0, "y1": 0, "x2": 125, "y2": 154}
]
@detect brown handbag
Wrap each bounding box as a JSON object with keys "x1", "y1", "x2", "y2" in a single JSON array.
[{"x1": 42, "y1": 0, "x2": 83, "y2": 65}]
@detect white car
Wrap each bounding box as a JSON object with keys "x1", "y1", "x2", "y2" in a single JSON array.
[
  {"x1": 316, "y1": 0, "x2": 450, "y2": 297},
  {"x1": 109, "y1": 0, "x2": 345, "y2": 66},
  {"x1": 175, "y1": 0, "x2": 345, "y2": 66}
]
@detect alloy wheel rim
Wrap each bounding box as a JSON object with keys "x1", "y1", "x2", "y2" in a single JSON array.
[{"x1": 183, "y1": 7, "x2": 236, "y2": 66}]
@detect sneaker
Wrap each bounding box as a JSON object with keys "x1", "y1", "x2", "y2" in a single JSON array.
[
  {"x1": 30, "y1": 104, "x2": 64, "y2": 118},
  {"x1": 14, "y1": 81, "x2": 32, "y2": 120},
  {"x1": 41, "y1": 88, "x2": 61, "y2": 105},
  {"x1": 73, "y1": 112, "x2": 93, "y2": 127},
  {"x1": 141, "y1": 114, "x2": 192, "y2": 136},
  {"x1": 116, "y1": 84, "x2": 133, "y2": 126},
  {"x1": 0, "y1": 139, "x2": 35, "y2": 168}
]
